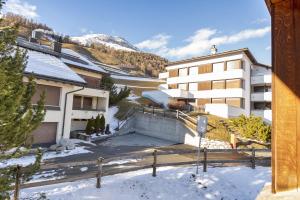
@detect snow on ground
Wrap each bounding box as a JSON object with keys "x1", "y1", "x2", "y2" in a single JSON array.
[
  {"x1": 27, "y1": 169, "x2": 65, "y2": 184},
  {"x1": 104, "y1": 159, "x2": 140, "y2": 166},
  {"x1": 108, "y1": 106, "x2": 119, "y2": 133},
  {"x1": 80, "y1": 167, "x2": 88, "y2": 172},
  {"x1": 0, "y1": 146, "x2": 91, "y2": 169},
  {"x1": 201, "y1": 138, "x2": 231, "y2": 149},
  {"x1": 101, "y1": 133, "x2": 175, "y2": 147},
  {"x1": 126, "y1": 94, "x2": 141, "y2": 104},
  {"x1": 19, "y1": 166, "x2": 271, "y2": 200}
]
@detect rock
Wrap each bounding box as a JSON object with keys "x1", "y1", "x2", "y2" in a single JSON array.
[
  {"x1": 56, "y1": 146, "x2": 66, "y2": 152},
  {"x1": 66, "y1": 143, "x2": 75, "y2": 150},
  {"x1": 49, "y1": 144, "x2": 58, "y2": 151}
]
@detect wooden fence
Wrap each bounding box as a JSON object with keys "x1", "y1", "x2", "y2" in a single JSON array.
[{"x1": 14, "y1": 147, "x2": 271, "y2": 199}]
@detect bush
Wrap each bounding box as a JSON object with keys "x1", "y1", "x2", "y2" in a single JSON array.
[
  {"x1": 229, "y1": 115, "x2": 271, "y2": 143},
  {"x1": 168, "y1": 100, "x2": 186, "y2": 110},
  {"x1": 94, "y1": 114, "x2": 101, "y2": 134},
  {"x1": 85, "y1": 117, "x2": 95, "y2": 135}
]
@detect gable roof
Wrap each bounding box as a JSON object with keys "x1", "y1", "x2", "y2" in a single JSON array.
[{"x1": 24, "y1": 49, "x2": 86, "y2": 86}]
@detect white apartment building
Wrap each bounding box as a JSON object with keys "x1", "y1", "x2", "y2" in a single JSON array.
[
  {"x1": 158, "y1": 46, "x2": 272, "y2": 123},
  {"x1": 17, "y1": 38, "x2": 110, "y2": 146}
]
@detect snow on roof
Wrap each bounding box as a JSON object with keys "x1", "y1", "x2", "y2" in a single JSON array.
[
  {"x1": 111, "y1": 75, "x2": 165, "y2": 82},
  {"x1": 61, "y1": 48, "x2": 107, "y2": 74},
  {"x1": 25, "y1": 49, "x2": 86, "y2": 85}
]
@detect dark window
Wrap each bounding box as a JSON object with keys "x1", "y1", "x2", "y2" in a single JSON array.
[
  {"x1": 31, "y1": 84, "x2": 61, "y2": 106},
  {"x1": 73, "y1": 96, "x2": 82, "y2": 109},
  {"x1": 83, "y1": 97, "x2": 93, "y2": 109}
]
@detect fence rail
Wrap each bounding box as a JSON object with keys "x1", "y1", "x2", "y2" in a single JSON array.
[{"x1": 18, "y1": 147, "x2": 271, "y2": 194}]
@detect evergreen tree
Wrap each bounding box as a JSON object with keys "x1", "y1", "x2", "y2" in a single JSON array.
[
  {"x1": 94, "y1": 114, "x2": 101, "y2": 135},
  {"x1": 0, "y1": 1, "x2": 45, "y2": 198},
  {"x1": 100, "y1": 115, "x2": 105, "y2": 132}
]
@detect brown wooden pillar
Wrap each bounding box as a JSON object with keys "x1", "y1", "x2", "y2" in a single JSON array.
[{"x1": 266, "y1": 0, "x2": 300, "y2": 193}]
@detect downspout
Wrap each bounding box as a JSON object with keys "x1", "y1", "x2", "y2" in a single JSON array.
[{"x1": 61, "y1": 86, "x2": 85, "y2": 138}]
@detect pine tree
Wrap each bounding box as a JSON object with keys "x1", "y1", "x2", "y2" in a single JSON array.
[
  {"x1": 100, "y1": 115, "x2": 105, "y2": 133},
  {"x1": 0, "y1": 1, "x2": 46, "y2": 198},
  {"x1": 94, "y1": 114, "x2": 101, "y2": 135}
]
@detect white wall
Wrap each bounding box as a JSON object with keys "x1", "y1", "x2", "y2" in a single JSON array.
[{"x1": 205, "y1": 104, "x2": 245, "y2": 118}]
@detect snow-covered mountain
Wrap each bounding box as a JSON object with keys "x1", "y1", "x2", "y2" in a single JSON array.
[{"x1": 71, "y1": 34, "x2": 139, "y2": 52}]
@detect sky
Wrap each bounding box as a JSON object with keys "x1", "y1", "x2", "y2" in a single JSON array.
[{"x1": 2, "y1": 0, "x2": 271, "y2": 64}]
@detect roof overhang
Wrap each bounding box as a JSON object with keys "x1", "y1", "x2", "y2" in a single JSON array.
[{"x1": 24, "y1": 72, "x2": 86, "y2": 87}]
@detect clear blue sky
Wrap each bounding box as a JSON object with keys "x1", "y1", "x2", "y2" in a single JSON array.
[{"x1": 4, "y1": 0, "x2": 271, "y2": 64}]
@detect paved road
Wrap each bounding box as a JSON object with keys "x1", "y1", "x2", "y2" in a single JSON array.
[{"x1": 22, "y1": 133, "x2": 270, "y2": 189}]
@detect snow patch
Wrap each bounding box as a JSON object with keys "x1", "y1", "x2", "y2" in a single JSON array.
[{"x1": 19, "y1": 166, "x2": 271, "y2": 200}]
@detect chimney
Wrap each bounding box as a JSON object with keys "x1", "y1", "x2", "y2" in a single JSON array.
[
  {"x1": 51, "y1": 41, "x2": 62, "y2": 53},
  {"x1": 210, "y1": 45, "x2": 218, "y2": 55}
]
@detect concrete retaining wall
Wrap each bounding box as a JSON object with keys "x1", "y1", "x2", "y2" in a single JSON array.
[{"x1": 116, "y1": 112, "x2": 200, "y2": 146}]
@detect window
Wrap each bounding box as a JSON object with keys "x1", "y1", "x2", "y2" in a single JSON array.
[
  {"x1": 253, "y1": 102, "x2": 271, "y2": 110},
  {"x1": 178, "y1": 84, "x2": 187, "y2": 90},
  {"x1": 198, "y1": 81, "x2": 212, "y2": 91},
  {"x1": 168, "y1": 84, "x2": 178, "y2": 89},
  {"x1": 213, "y1": 62, "x2": 225, "y2": 72},
  {"x1": 226, "y1": 79, "x2": 244, "y2": 89},
  {"x1": 73, "y1": 96, "x2": 82, "y2": 109},
  {"x1": 179, "y1": 68, "x2": 188, "y2": 76},
  {"x1": 253, "y1": 85, "x2": 271, "y2": 92},
  {"x1": 212, "y1": 98, "x2": 226, "y2": 104},
  {"x1": 212, "y1": 80, "x2": 225, "y2": 89},
  {"x1": 226, "y1": 98, "x2": 245, "y2": 108},
  {"x1": 226, "y1": 60, "x2": 242, "y2": 71},
  {"x1": 189, "y1": 83, "x2": 198, "y2": 91},
  {"x1": 197, "y1": 98, "x2": 211, "y2": 106},
  {"x1": 169, "y1": 69, "x2": 178, "y2": 77},
  {"x1": 31, "y1": 84, "x2": 61, "y2": 106},
  {"x1": 189, "y1": 67, "x2": 198, "y2": 76},
  {"x1": 83, "y1": 97, "x2": 93, "y2": 109},
  {"x1": 198, "y1": 64, "x2": 213, "y2": 74}
]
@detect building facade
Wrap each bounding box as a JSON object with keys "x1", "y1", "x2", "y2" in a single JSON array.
[
  {"x1": 158, "y1": 48, "x2": 271, "y2": 123},
  {"x1": 18, "y1": 38, "x2": 109, "y2": 146}
]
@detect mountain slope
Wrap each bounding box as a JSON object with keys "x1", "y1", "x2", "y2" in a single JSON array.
[
  {"x1": 62, "y1": 43, "x2": 167, "y2": 77},
  {"x1": 71, "y1": 34, "x2": 139, "y2": 52}
]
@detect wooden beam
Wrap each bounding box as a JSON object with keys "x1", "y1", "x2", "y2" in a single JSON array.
[{"x1": 268, "y1": 0, "x2": 300, "y2": 193}]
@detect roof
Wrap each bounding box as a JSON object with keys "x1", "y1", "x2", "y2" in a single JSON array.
[
  {"x1": 167, "y1": 48, "x2": 258, "y2": 67},
  {"x1": 24, "y1": 49, "x2": 86, "y2": 86},
  {"x1": 61, "y1": 48, "x2": 107, "y2": 74}
]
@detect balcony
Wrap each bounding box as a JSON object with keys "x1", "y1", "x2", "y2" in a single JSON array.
[
  {"x1": 251, "y1": 74, "x2": 271, "y2": 85},
  {"x1": 192, "y1": 88, "x2": 245, "y2": 99},
  {"x1": 159, "y1": 72, "x2": 169, "y2": 79},
  {"x1": 71, "y1": 108, "x2": 106, "y2": 119},
  {"x1": 251, "y1": 92, "x2": 272, "y2": 102},
  {"x1": 167, "y1": 69, "x2": 245, "y2": 84},
  {"x1": 251, "y1": 110, "x2": 272, "y2": 123},
  {"x1": 162, "y1": 89, "x2": 193, "y2": 98}
]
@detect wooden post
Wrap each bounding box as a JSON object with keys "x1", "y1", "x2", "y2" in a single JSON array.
[
  {"x1": 96, "y1": 157, "x2": 104, "y2": 188},
  {"x1": 163, "y1": 110, "x2": 165, "y2": 117},
  {"x1": 142, "y1": 107, "x2": 145, "y2": 113},
  {"x1": 203, "y1": 147, "x2": 207, "y2": 172},
  {"x1": 14, "y1": 165, "x2": 21, "y2": 200},
  {"x1": 117, "y1": 120, "x2": 120, "y2": 130},
  {"x1": 152, "y1": 150, "x2": 157, "y2": 177},
  {"x1": 176, "y1": 110, "x2": 179, "y2": 119},
  {"x1": 230, "y1": 133, "x2": 237, "y2": 149},
  {"x1": 251, "y1": 148, "x2": 256, "y2": 169},
  {"x1": 152, "y1": 106, "x2": 154, "y2": 115}
]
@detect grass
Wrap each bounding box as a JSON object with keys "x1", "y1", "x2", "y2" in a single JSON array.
[{"x1": 188, "y1": 111, "x2": 231, "y2": 142}]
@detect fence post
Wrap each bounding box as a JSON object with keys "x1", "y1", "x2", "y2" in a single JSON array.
[
  {"x1": 203, "y1": 148, "x2": 207, "y2": 172},
  {"x1": 163, "y1": 110, "x2": 165, "y2": 117},
  {"x1": 117, "y1": 120, "x2": 120, "y2": 130},
  {"x1": 152, "y1": 150, "x2": 157, "y2": 177},
  {"x1": 176, "y1": 110, "x2": 179, "y2": 119},
  {"x1": 152, "y1": 106, "x2": 155, "y2": 115},
  {"x1": 14, "y1": 165, "x2": 21, "y2": 200},
  {"x1": 251, "y1": 148, "x2": 256, "y2": 169},
  {"x1": 96, "y1": 157, "x2": 104, "y2": 188},
  {"x1": 143, "y1": 107, "x2": 145, "y2": 114}
]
